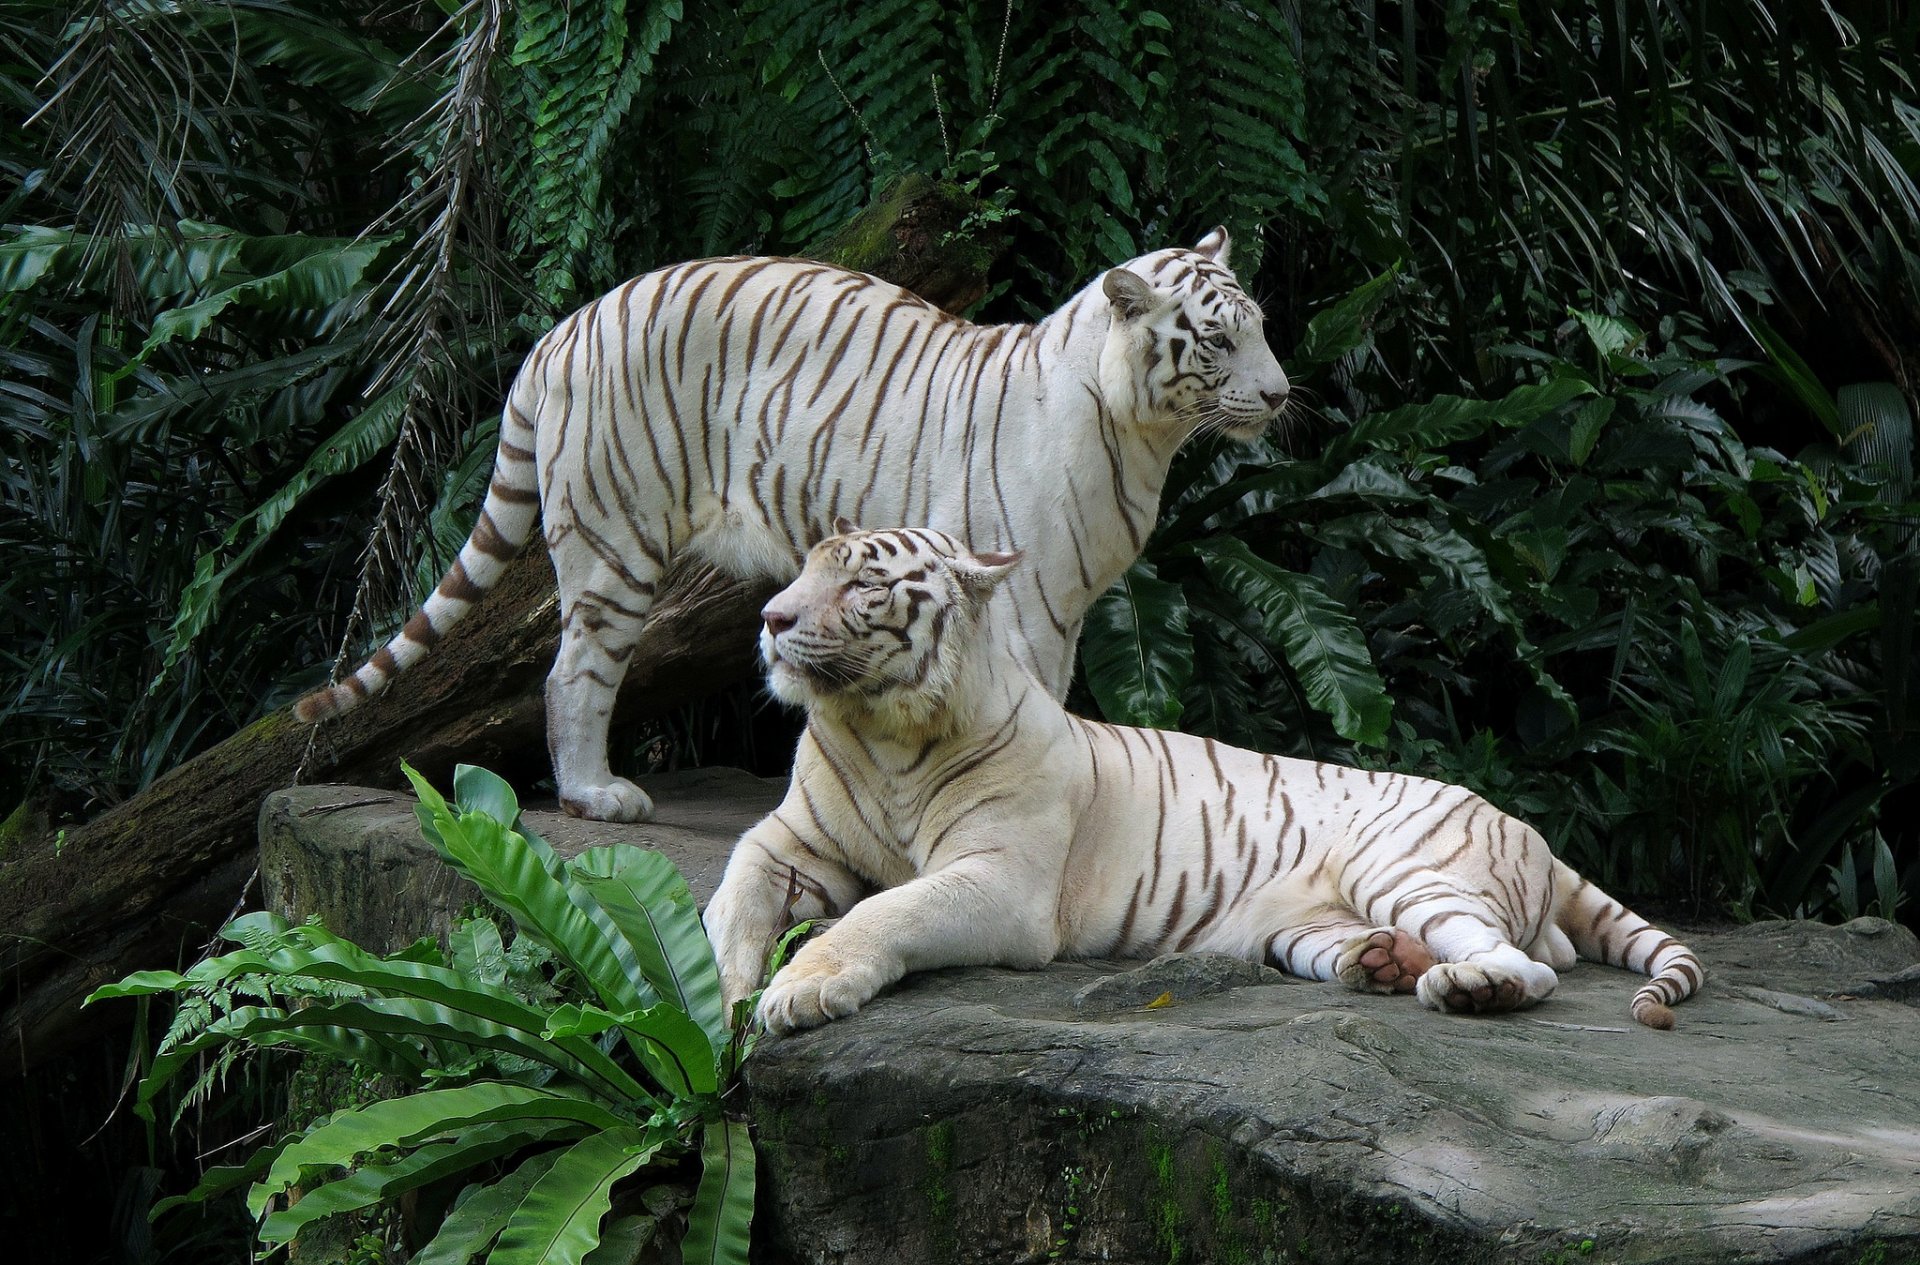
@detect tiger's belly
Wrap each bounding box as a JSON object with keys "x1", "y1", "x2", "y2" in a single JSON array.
[{"x1": 1057, "y1": 729, "x2": 1487, "y2": 962}]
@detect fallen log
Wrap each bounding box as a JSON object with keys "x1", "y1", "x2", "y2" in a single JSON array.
[{"x1": 0, "y1": 175, "x2": 1007, "y2": 1074}]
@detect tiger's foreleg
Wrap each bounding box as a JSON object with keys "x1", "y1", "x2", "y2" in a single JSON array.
[
  {"x1": 757, "y1": 830, "x2": 1067, "y2": 1035},
  {"x1": 705, "y1": 816, "x2": 865, "y2": 1012}
]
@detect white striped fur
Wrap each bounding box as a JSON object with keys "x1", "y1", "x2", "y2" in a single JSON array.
[
  {"x1": 295, "y1": 229, "x2": 1289, "y2": 822},
  {"x1": 704, "y1": 528, "x2": 1705, "y2": 1033}
]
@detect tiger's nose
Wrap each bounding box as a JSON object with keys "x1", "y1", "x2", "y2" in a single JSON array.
[
  {"x1": 762, "y1": 606, "x2": 797, "y2": 636},
  {"x1": 1261, "y1": 386, "x2": 1290, "y2": 409}
]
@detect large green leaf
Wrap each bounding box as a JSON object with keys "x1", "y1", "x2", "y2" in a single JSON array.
[
  {"x1": 407, "y1": 766, "x2": 653, "y2": 1021},
  {"x1": 445, "y1": 765, "x2": 657, "y2": 999},
  {"x1": 1309, "y1": 514, "x2": 1572, "y2": 707},
  {"x1": 0, "y1": 222, "x2": 385, "y2": 304},
  {"x1": 107, "y1": 923, "x2": 653, "y2": 1114},
  {"x1": 147, "y1": 1002, "x2": 433, "y2": 1101},
  {"x1": 217, "y1": 5, "x2": 433, "y2": 124},
  {"x1": 258, "y1": 1120, "x2": 586, "y2": 1246},
  {"x1": 1305, "y1": 461, "x2": 1429, "y2": 504},
  {"x1": 1839, "y1": 381, "x2": 1915, "y2": 496},
  {"x1": 1192, "y1": 538, "x2": 1391, "y2": 746},
  {"x1": 1568, "y1": 308, "x2": 1642, "y2": 361},
  {"x1": 1156, "y1": 460, "x2": 1323, "y2": 544},
  {"x1": 411, "y1": 1151, "x2": 565, "y2": 1265},
  {"x1": 138, "y1": 236, "x2": 395, "y2": 358},
  {"x1": 1081, "y1": 560, "x2": 1193, "y2": 728},
  {"x1": 1751, "y1": 318, "x2": 1842, "y2": 438},
  {"x1": 251, "y1": 1083, "x2": 629, "y2": 1219},
  {"x1": 487, "y1": 1126, "x2": 671, "y2": 1265},
  {"x1": 1311, "y1": 514, "x2": 1523, "y2": 632},
  {"x1": 1347, "y1": 377, "x2": 1593, "y2": 451},
  {"x1": 567, "y1": 844, "x2": 729, "y2": 1057},
  {"x1": 1293, "y1": 266, "x2": 1399, "y2": 370},
  {"x1": 681, "y1": 1120, "x2": 756, "y2": 1265},
  {"x1": 542, "y1": 999, "x2": 721, "y2": 1098},
  {"x1": 150, "y1": 1137, "x2": 292, "y2": 1218}
]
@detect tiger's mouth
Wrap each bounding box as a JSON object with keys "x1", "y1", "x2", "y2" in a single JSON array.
[
  {"x1": 1222, "y1": 410, "x2": 1274, "y2": 441},
  {"x1": 765, "y1": 644, "x2": 864, "y2": 694}
]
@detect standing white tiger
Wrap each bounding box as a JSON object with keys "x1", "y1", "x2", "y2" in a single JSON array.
[
  {"x1": 295, "y1": 231, "x2": 1289, "y2": 822},
  {"x1": 704, "y1": 526, "x2": 1705, "y2": 1033}
]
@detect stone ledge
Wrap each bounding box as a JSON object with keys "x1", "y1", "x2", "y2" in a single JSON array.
[
  {"x1": 258, "y1": 770, "x2": 782, "y2": 953},
  {"x1": 748, "y1": 924, "x2": 1920, "y2": 1264},
  {"x1": 260, "y1": 780, "x2": 1920, "y2": 1264}
]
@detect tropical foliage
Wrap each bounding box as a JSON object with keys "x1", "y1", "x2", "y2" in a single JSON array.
[
  {"x1": 1086, "y1": 287, "x2": 1913, "y2": 920},
  {"x1": 6, "y1": 3, "x2": 1917, "y2": 896},
  {"x1": 85, "y1": 765, "x2": 759, "y2": 1264}
]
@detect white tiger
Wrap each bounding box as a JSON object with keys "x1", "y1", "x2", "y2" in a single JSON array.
[
  {"x1": 703, "y1": 525, "x2": 1705, "y2": 1033},
  {"x1": 295, "y1": 231, "x2": 1289, "y2": 822}
]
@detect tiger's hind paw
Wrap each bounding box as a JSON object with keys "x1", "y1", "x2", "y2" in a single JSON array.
[
  {"x1": 559, "y1": 777, "x2": 654, "y2": 823},
  {"x1": 1336, "y1": 928, "x2": 1435, "y2": 995},
  {"x1": 1415, "y1": 959, "x2": 1545, "y2": 1015}
]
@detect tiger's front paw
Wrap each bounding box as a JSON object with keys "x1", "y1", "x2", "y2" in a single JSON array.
[
  {"x1": 1336, "y1": 928, "x2": 1434, "y2": 994},
  {"x1": 559, "y1": 777, "x2": 654, "y2": 823},
  {"x1": 1415, "y1": 959, "x2": 1543, "y2": 1015},
  {"x1": 757, "y1": 943, "x2": 889, "y2": 1035}
]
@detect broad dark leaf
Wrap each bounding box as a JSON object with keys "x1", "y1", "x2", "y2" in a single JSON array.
[
  {"x1": 1192, "y1": 538, "x2": 1391, "y2": 746},
  {"x1": 1082, "y1": 561, "x2": 1194, "y2": 728}
]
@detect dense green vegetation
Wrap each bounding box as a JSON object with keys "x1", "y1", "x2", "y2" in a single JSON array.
[
  {"x1": 88, "y1": 764, "x2": 760, "y2": 1263},
  {"x1": 8, "y1": 0, "x2": 1912, "y2": 922},
  {"x1": 1, "y1": 3, "x2": 1914, "y2": 909}
]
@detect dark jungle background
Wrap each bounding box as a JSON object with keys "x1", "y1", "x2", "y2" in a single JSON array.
[{"x1": 2, "y1": 0, "x2": 1916, "y2": 1260}]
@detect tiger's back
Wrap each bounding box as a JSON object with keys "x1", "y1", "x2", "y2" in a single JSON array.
[
  {"x1": 296, "y1": 233, "x2": 1291, "y2": 824},
  {"x1": 524, "y1": 257, "x2": 1141, "y2": 678}
]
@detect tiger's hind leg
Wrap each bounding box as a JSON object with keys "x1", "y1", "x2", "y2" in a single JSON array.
[
  {"x1": 1382, "y1": 877, "x2": 1559, "y2": 1015},
  {"x1": 1265, "y1": 909, "x2": 1434, "y2": 995},
  {"x1": 546, "y1": 550, "x2": 666, "y2": 823},
  {"x1": 1340, "y1": 928, "x2": 1436, "y2": 995}
]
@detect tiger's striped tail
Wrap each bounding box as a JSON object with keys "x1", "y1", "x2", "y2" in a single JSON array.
[
  {"x1": 1552, "y1": 859, "x2": 1704, "y2": 1029},
  {"x1": 293, "y1": 398, "x2": 542, "y2": 724}
]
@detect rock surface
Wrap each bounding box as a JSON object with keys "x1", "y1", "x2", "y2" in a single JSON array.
[
  {"x1": 265, "y1": 779, "x2": 1920, "y2": 1265},
  {"x1": 259, "y1": 771, "x2": 781, "y2": 953}
]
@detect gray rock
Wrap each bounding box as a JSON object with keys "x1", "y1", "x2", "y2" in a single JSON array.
[
  {"x1": 1850, "y1": 963, "x2": 1920, "y2": 1004},
  {"x1": 745, "y1": 922, "x2": 1920, "y2": 1265},
  {"x1": 259, "y1": 770, "x2": 781, "y2": 952},
  {"x1": 1071, "y1": 952, "x2": 1294, "y2": 1013},
  {"x1": 1722, "y1": 984, "x2": 1846, "y2": 1021},
  {"x1": 263, "y1": 784, "x2": 1920, "y2": 1264}
]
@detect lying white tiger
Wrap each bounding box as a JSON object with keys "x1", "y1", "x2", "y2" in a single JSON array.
[
  {"x1": 704, "y1": 525, "x2": 1704, "y2": 1033},
  {"x1": 295, "y1": 231, "x2": 1289, "y2": 823}
]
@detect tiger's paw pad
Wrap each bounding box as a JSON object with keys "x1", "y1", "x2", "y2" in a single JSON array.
[
  {"x1": 1336, "y1": 928, "x2": 1434, "y2": 995},
  {"x1": 559, "y1": 778, "x2": 654, "y2": 823},
  {"x1": 1416, "y1": 961, "x2": 1535, "y2": 1015},
  {"x1": 757, "y1": 951, "x2": 884, "y2": 1036}
]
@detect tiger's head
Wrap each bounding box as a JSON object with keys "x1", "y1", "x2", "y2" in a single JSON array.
[
  {"x1": 759, "y1": 521, "x2": 1019, "y2": 731},
  {"x1": 1100, "y1": 227, "x2": 1290, "y2": 442}
]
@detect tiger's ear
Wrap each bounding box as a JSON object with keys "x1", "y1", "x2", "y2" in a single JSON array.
[
  {"x1": 1102, "y1": 268, "x2": 1160, "y2": 321},
  {"x1": 949, "y1": 549, "x2": 1022, "y2": 605},
  {"x1": 832, "y1": 515, "x2": 859, "y2": 536},
  {"x1": 1194, "y1": 226, "x2": 1231, "y2": 267}
]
